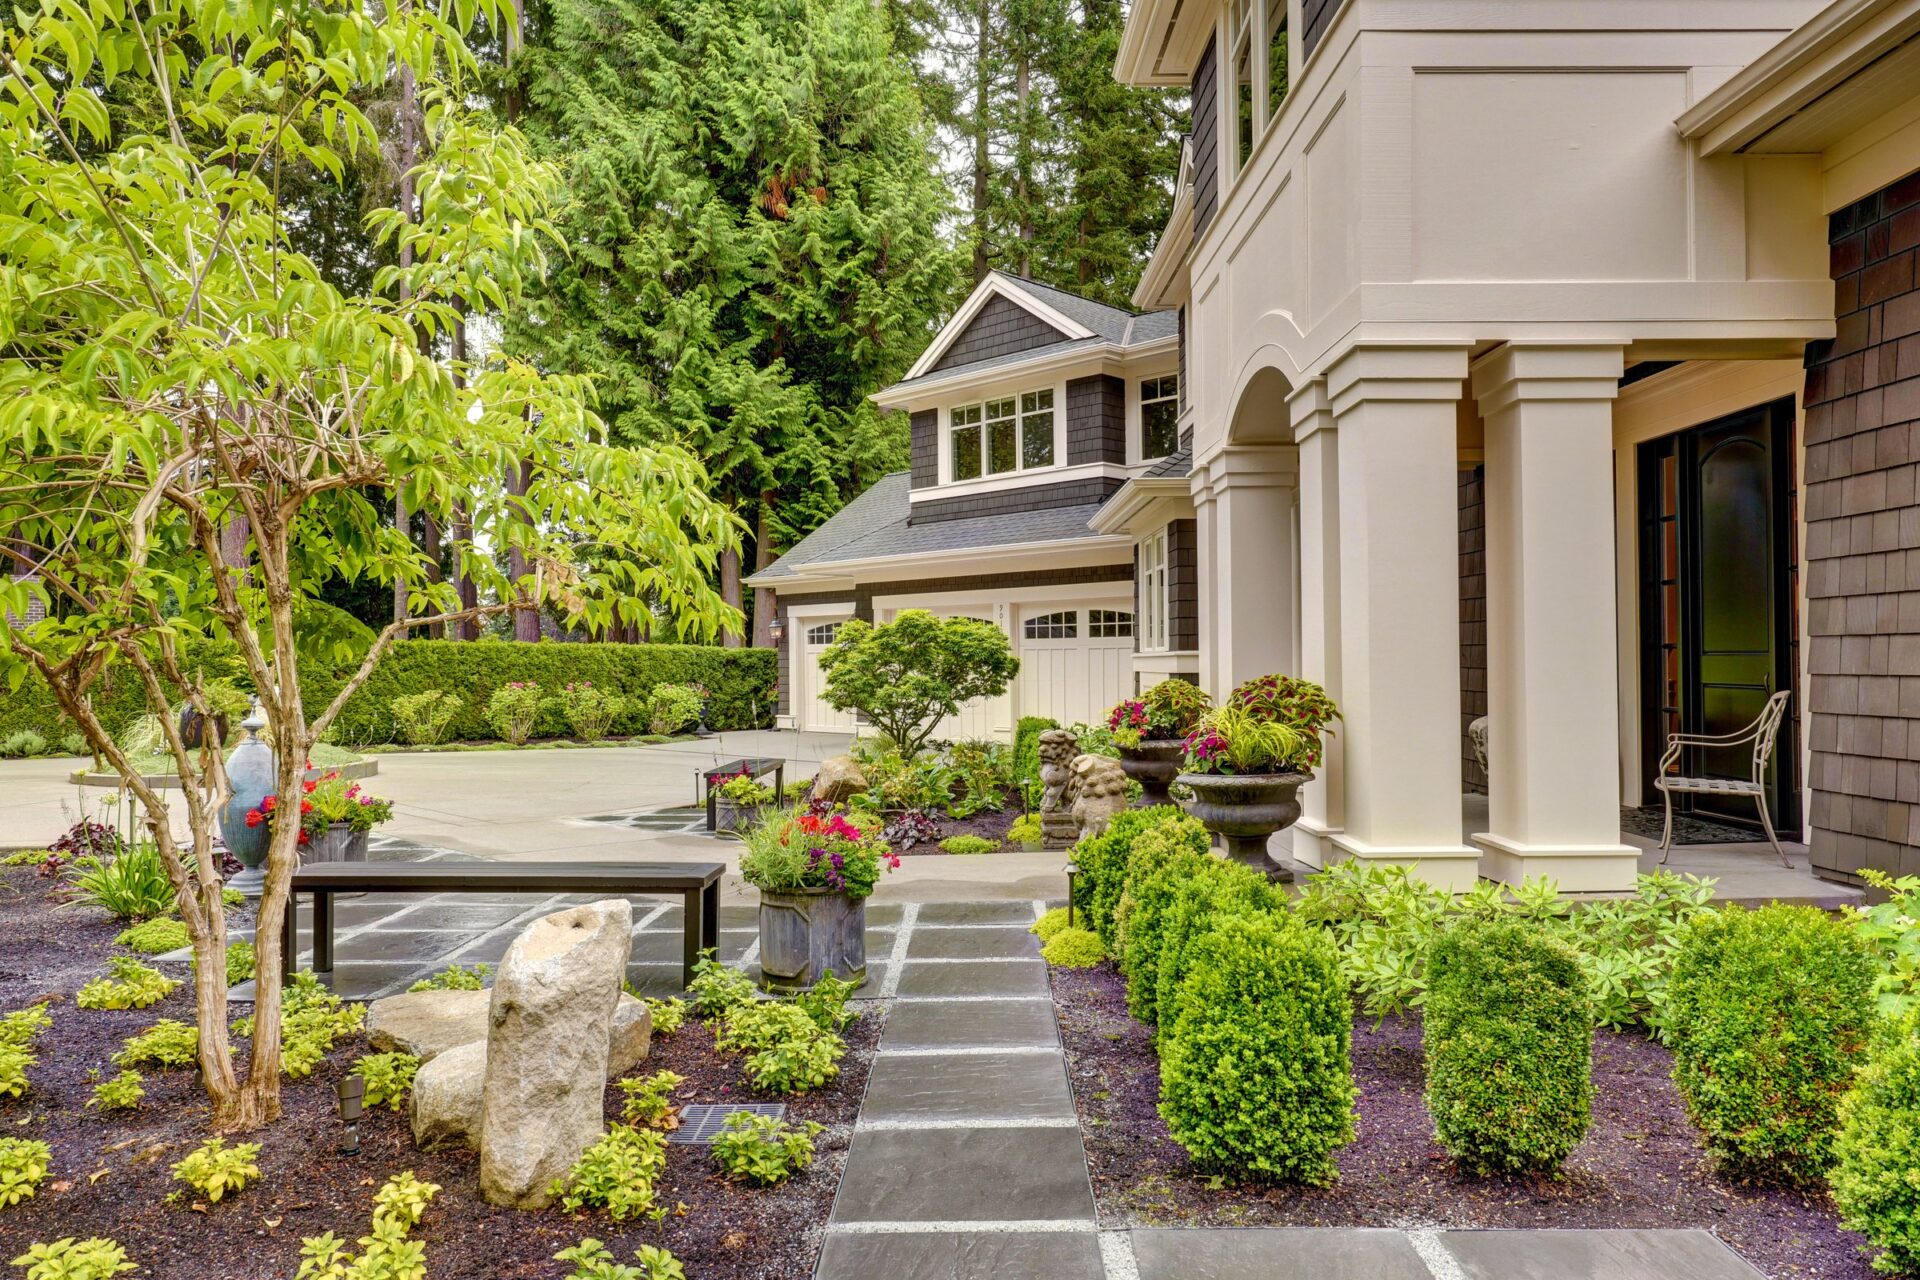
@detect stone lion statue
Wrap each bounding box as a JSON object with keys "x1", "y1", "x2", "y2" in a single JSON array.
[
  {"x1": 1037, "y1": 729, "x2": 1080, "y2": 815},
  {"x1": 1067, "y1": 753, "x2": 1130, "y2": 840}
]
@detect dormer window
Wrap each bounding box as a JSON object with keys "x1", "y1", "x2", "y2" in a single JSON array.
[
  {"x1": 1141, "y1": 376, "x2": 1180, "y2": 459},
  {"x1": 947, "y1": 387, "x2": 1056, "y2": 482}
]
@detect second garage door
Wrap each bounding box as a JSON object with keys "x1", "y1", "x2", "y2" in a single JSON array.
[{"x1": 1017, "y1": 603, "x2": 1135, "y2": 729}]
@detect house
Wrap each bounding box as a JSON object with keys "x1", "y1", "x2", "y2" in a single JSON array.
[
  {"x1": 752, "y1": 272, "x2": 1191, "y2": 741},
  {"x1": 1102, "y1": 0, "x2": 1920, "y2": 892}
]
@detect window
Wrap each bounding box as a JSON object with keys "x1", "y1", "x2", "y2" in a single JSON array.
[
  {"x1": 1140, "y1": 530, "x2": 1169, "y2": 652},
  {"x1": 804, "y1": 622, "x2": 843, "y2": 646},
  {"x1": 1223, "y1": 0, "x2": 1288, "y2": 181},
  {"x1": 1141, "y1": 376, "x2": 1179, "y2": 459},
  {"x1": 1232, "y1": 0, "x2": 1255, "y2": 173},
  {"x1": 950, "y1": 404, "x2": 982, "y2": 482},
  {"x1": 1089, "y1": 609, "x2": 1135, "y2": 638},
  {"x1": 1024, "y1": 610, "x2": 1077, "y2": 640},
  {"x1": 949, "y1": 388, "x2": 1057, "y2": 480},
  {"x1": 1266, "y1": 0, "x2": 1288, "y2": 121}
]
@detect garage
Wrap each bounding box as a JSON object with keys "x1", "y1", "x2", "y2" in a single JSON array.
[
  {"x1": 1016, "y1": 602, "x2": 1135, "y2": 729},
  {"x1": 795, "y1": 616, "x2": 858, "y2": 735}
]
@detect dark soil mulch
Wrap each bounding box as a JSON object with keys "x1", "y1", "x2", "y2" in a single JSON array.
[
  {"x1": 890, "y1": 806, "x2": 1032, "y2": 856},
  {"x1": 1052, "y1": 962, "x2": 1871, "y2": 1280},
  {"x1": 0, "y1": 867, "x2": 877, "y2": 1279}
]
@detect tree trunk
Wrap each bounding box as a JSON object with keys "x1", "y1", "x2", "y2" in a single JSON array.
[
  {"x1": 751, "y1": 494, "x2": 778, "y2": 650},
  {"x1": 422, "y1": 516, "x2": 443, "y2": 639},
  {"x1": 719, "y1": 544, "x2": 743, "y2": 649},
  {"x1": 449, "y1": 313, "x2": 479, "y2": 641},
  {"x1": 392, "y1": 63, "x2": 420, "y2": 630},
  {"x1": 392, "y1": 494, "x2": 410, "y2": 625},
  {"x1": 970, "y1": 0, "x2": 992, "y2": 284},
  {"x1": 1016, "y1": 44, "x2": 1032, "y2": 278},
  {"x1": 508, "y1": 458, "x2": 541, "y2": 642},
  {"x1": 218, "y1": 516, "x2": 250, "y2": 570}
]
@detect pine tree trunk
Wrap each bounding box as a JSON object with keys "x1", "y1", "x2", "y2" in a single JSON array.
[
  {"x1": 392, "y1": 63, "x2": 420, "y2": 630},
  {"x1": 392, "y1": 494, "x2": 410, "y2": 625},
  {"x1": 719, "y1": 545, "x2": 742, "y2": 649},
  {"x1": 970, "y1": 0, "x2": 992, "y2": 284},
  {"x1": 449, "y1": 312, "x2": 479, "y2": 640},
  {"x1": 508, "y1": 457, "x2": 540, "y2": 642},
  {"x1": 423, "y1": 516, "x2": 443, "y2": 639},
  {"x1": 1016, "y1": 47, "x2": 1032, "y2": 278},
  {"x1": 752, "y1": 494, "x2": 778, "y2": 650}
]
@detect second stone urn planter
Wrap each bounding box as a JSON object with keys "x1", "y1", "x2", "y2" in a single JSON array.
[
  {"x1": 1116, "y1": 739, "x2": 1185, "y2": 806},
  {"x1": 757, "y1": 887, "x2": 866, "y2": 993},
  {"x1": 1175, "y1": 770, "x2": 1311, "y2": 882}
]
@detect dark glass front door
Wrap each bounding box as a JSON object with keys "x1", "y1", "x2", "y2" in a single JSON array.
[{"x1": 1637, "y1": 399, "x2": 1799, "y2": 831}]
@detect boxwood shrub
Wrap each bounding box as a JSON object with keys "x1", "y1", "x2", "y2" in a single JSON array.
[
  {"x1": 1424, "y1": 918, "x2": 1594, "y2": 1174},
  {"x1": 1012, "y1": 715, "x2": 1059, "y2": 791},
  {"x1": 1075, "y1": 806, "x2": 1204, "y2": 950},
  {"x1": 1832, "y1": 1015, "x2": 1920, "y2": 1275},
  {"x1": 1666, "y1": 902, "x2": 1875, "y2": 1182},
  {"x1": 1116, "y1": 836, "x2": 1283, "y2": 1028},
  {"x1": 1150, "y1": 860, "x2": 1289, "y2": 1034},
  {"x1": 1159, "y1": 911, "x2": 1355, "y2": 1185}
]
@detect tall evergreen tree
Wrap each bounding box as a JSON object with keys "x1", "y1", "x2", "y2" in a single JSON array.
[{"x1": 511, "y1": 0, "x2": 957, "y2": 641}]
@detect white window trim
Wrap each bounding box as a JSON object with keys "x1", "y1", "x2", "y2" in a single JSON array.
[
  {"x1": 1140, "y1": 528, "x2": 1171, "y2": 655},
  {"x1": 939, "y1": 379, "x2": 1066, "y2": 485},
  {"x1": 1136, "y1": 373, "x2": 1181, "y2": 464}
]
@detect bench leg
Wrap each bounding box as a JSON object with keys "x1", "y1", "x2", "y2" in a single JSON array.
[
  {"x1": 702, "y1": 880, "x2": 720, "y2": 962},
  {"x1": 313, "y1": 892, "x2": 335, "y2": 974},
  {"x1": 682, "y1": 888, "x2": 703, "y2": 988},
  {"x1": 281, "y1": 891, "x2": 299, "y2": 985},
  {"x1": 706, "y1": 786, "x2": 717, "y2": 833}
]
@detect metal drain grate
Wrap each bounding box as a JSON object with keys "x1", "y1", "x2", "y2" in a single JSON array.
[{"x1": 664, "y1": 1102, "x2": 788, "y2": 1145}]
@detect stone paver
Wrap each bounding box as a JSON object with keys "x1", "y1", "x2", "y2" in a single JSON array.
[
  {"x1": 1436, "y1": 1228, "x2": 1767, "y2": 1280},
  {"x1": 881, "y1": 999, "x2": 1059, "y2": 1052},
  {"x1": 906, "y1": 925, "x2": 1042, "y2": 959},
  {"x1": 860, "y1": 1050, "x2": 1074, "y2": 1125},
  {"x1": 830, "y1": 1126, "x2": 1096, "y2": 1225},
  {"x1": 816, "y1": 1231, "x2": 1103, "y2": 1280},
  {"x1": 915, "y1": 901, "x2": 1046, "y2": 926},
  {"x1": 893, "y1": 958, "x2": 1051, "y2": 998},
  {"x1": 1131, "y1": 1228, "x2": 1432, "y2": 1280}
]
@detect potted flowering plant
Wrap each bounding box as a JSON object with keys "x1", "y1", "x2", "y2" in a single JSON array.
[
  {"x1": 1107, "y1": 679, "x2": 1212, "y2": 805},
  {"x1": 739, "y1": 803, "x2": 900, "y2": 991},
  {"x1": 245, "y1": 770, "x2": 394, "y2": 864},
  {"x1": 713, "y1": 771, "x2": 778, "y2": 833},
  {"x1": 1175, "y1": 674, "x2": 1337, "y2": 880}
]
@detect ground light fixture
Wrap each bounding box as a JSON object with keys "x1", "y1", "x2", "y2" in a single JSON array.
[
  {"x1": 1065, "y1": 859, "x2": 1079, "y2": 929},
  {"x1": 336, "y1": 1074, "x2": 365, "y2": 1156}
]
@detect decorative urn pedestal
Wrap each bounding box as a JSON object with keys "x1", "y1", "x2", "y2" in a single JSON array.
[
  {"x1": 1175, "y1": 771, "x2": 1311, "y2": 882},
  {"x1": 218, "y1": 703, "x2": 274, "y2": 897},
  {"x1": 757, "y1": 888, "x2": 866, "y2": 993},
  {"x1": 304, "y1": 824, "x2": 369, "y2": 865},
  {"x1": 1116, "y1": 740, "x2": 1185, "y2": 806}
]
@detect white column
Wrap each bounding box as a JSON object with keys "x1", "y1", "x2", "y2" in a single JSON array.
[
  {"x1": 1290, "y1": 380, "x2": 1342, "y2": 870},
  {"x1": 1470, "y1": 344, "x2": 1638, "y2": 891},
  {"x1": 1327, "y1": 345, "x2": 1479, "y2": 891},
  {"x1": 1195, "y1": 447, "x2": 1299, "y2": 692}
]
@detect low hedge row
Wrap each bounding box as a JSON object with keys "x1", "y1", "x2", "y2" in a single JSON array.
[{"x1": 0, "y1": 639, "x2": 776, "y2": 746}]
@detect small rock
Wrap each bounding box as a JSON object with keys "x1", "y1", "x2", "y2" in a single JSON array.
[
  {"x1": 478, "y1": 899, "x2": 632, "y2": 1209},
  {"x1": 608, "y1": 994, "x2": 653, "y2": 1075},
  {"x1": 811, "y1": 755, "x2": 867, "y2": 804},
  {"x1": 366, "y1": 988, "x2": 491, "y2": 1062},
  {"x1": 411, "y1": 1040, "x2": 486, "y2": 1150}
]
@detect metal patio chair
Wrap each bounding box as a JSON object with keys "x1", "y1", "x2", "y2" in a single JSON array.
[{"x1": 1654, "y1": 689, "x2": 1793, "y2": 868}]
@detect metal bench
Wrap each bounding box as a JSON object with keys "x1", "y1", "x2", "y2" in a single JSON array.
[
  {"x1": 281, "y1": 860, "x2": 725, "y2": 988},
  {"x1": 699, "y1": 756, "x2": 787, "y2": 832}
]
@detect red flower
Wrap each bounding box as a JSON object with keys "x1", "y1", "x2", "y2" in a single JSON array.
[
  {"x1": 302, "y1": 779, "x2": 318, "y2": 794},
  {"x1": 297, "y1": 830, "x2": 310, "y2": 845},
  {"x1": 261, "y1": 796, "x2": 277, "y2": 812},
  {"x1": 300, "y1": 799, "x2": 314, "y2": 815},
  {"x1": 245, "y1": 811, "x2": 262, "y2": 829}
]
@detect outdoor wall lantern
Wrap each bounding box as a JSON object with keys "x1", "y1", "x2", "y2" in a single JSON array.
[{"x1": 768, "y1": 616, "x2": 785, "y2": 646}]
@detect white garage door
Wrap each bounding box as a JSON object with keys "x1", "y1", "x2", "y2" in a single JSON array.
[
  {"x1": 798, "y1": 619, "x2": 857, "y2": 734},
  {"x1": 1018, "y1": 603, "x2": 1134, "y2": 729}
]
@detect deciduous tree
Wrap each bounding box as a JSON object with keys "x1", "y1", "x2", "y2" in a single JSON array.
[{"x1": 819, "y1": 610, "x2": 1019, "y2": 756}]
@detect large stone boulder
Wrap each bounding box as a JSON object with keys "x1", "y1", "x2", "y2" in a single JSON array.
[
  {"x1": 811, "y1": 755, "x2": 868, "y2": 804},
  {"x1": 369, "y1": 988, "x2": 651, "y2": 1071},
  {"x1": 411, "y1": 1039, "x2": 486, "y2": 1149},
  {"x1": 477, "y1": 899, "x2": 633, "y2": 1208}
]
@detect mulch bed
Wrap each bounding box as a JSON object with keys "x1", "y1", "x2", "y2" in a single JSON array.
[
  {"x1": 0, "y1": 867, "x2": 877, "y2": 1279},
  {"x1": 1052, "y1": 962, "x2": 1872, "y2": 1280},
  {"x1": 890, "y1": 806, "x2": 1032, "y2": 856}
]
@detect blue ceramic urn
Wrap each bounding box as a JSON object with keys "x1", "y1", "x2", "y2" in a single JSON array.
[{"x1": 219, "y1": 701, "x2": 276, "y2": 896}]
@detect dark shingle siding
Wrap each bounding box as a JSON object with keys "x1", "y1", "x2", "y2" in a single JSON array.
[
  {"x1": 1304, "y1": 0, "x2": 1344, "y2": 58},
  {"x1": 907, "y1": 479, "x2": 1124, "y2": 526},
  {"x1": 1167, "y1": 519, "x2": 1199, "y2": 652},
  {"x1": 1804, "y1": 169, "x2": 1920, "y2": 884},
  {"x1": 1067, "y1": 375, "x2": 1126, "y2": 466},
  {"x1": 1459, "y1": 467, "x2": 1487, "y2": 794},
  {"x1": 771, "y1": 591, "x2": 858, "y2": 715},
  {"x1": 931, "y1": 295, "x2": 1069, "y2": 373},
  {"x1": 910, "y1": 410, "x2": 939, "y2": 489},
  {"x1": 1192, "y1": 40, "x2": 1219, "y2": 240}
]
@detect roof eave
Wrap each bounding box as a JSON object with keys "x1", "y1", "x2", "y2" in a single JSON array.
[
  {"x1": 1116, "y1": 0, "x2": 1201, "y2": 87},
  {"x1": 1133, "y1": 187, "x2": 1195, "y2": 312},
  {"x1": 1087, "y1": 477, "x2": 1194, "y2": 536},
  {"x1": 763, "y1": 533, "x2": 1135, "y2": 587},
  {"x1": 873, "y1": 335, "x2": 1179, "y2": 410}
]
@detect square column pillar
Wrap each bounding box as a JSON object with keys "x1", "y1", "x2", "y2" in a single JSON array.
[
  {"x1": 1192, "y1": 446, "x2": 1300, "y2": 693},
  {"x1": 1470, "y1": 344, "x2": 1638, "y2": 891},
  {"x1": 1327, "y1": 346, "x2": 1479, "y2": 890},
  {"x1": 1290, "y1": 380, "x2": 1342, "y2": 870}
]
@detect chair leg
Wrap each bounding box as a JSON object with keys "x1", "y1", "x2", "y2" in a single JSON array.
[
  {"x1": 1658, "y1": 791, "x2": 1674, "y2": 865},
  {"x1": 1756, "y1": 795, "x2": 1792, "y2": 869}
]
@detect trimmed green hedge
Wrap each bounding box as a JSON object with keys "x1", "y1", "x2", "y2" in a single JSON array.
[
  {"x1": 1833, "y1": 1016, "x2": 1920, "y2": 1275},
  {"x1": 1, "y1": 639, "x2": 776, "y2": 746}
]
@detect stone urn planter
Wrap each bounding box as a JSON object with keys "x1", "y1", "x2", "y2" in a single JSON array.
[
  {"x1": 1116, "y1": 740, "x2": 1185, "y2": 806},
  {"x1": 757, "y1": 887, "x2": 866, "y2": 993},
  {"x1": 714, "y1": 798, "x2": 766, "y2": 834},
  {"x1": 218, "y1": 703, "x2": 274, "y2": 896},
  {"x1": 304, "y1": 822, "x2": 369, "y2": 865},
  {"x1": 178, "y1": 706, "x2": 229, "y2": 751},
  {"x1": 1175, "y1": 770, "x2": 1311, "y2": 882}
]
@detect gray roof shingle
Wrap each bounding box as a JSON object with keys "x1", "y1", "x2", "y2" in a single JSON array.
[{"x1": 887, "y1": 275, "x2": 1177, "y2": 392}]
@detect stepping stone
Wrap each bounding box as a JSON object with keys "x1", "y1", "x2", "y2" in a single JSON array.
[
  {"x1": 379, "y1": 903, "x2": 529, "y2": 933},
  {"x1": 894, "y1": 960, "x2": 1050, "y2": 998},
  {"x1": 832, "y1": 1127, "x2": 1095, "y2": 1224},
  {"x1": 862, "y1": 1051, "x2": 1073, "y2": 1124},
  {"x1": 1436, "y1": 1229, "x2": 1767, "y2": 1280},
  {"x1": 882, "y1": 999, "x2": 1060, "y2": 1051},
  {"x1": 907, "y1": 926, "x2": 1041, "y2": 960},
  {"x1": 328, "y1": 928, "x2": 476, "y2": 964},
  {"x1": 816, "y1": 1231, "x2": 1102, "y2": 1280},
  {"x1": 1132, "y1": 1228, "x2": 1430, "y2": 1280},
  {"x1": 864, "y1": 902, "x2": 906, "y2": 927},
  {"x1": 916, "y1": 902, "x2": 1039, "y2": 927}
]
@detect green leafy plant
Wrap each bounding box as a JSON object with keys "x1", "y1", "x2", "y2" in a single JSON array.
[
  {"x1": 116, "y1": 1019, "x2": 199, "y2": 1070},
  {"x1": 1007, "y1": 814, "x2": 1045, "y2": 850},
  {"x1": 68, "y1": 843, "x2": 175, "y2": 921},
  {"x1": 296, "y1": 1172, "x2": 440, "y2": 1280},
  {"x1": 715, "y1": 773, "x2": 777, "y2": 805},
  {"x1": 549, "y1": 1125, "x2": 670, "y2": 1221},
  {"x1": 171, "y1": 1137, "x2": 262, "y2": 1203},
  {"x1": 2, "y1": 849, "x2": 53, "y2": 867},
  {"x1": 485, "y1": 681, "x2": 544, "y2": 745},
  {"x1": 87, "y1": 1071, "x2": 145, "y2": 1113},
  {"x1": 944, "y1": 739, "x2": 1011, "y2": 816},
  {"x1": 688, "y1": 952, "x2": 758, "y2": 1019},
  {"x1": 408, "y1": 963, "x2": 492, "y2": 992},
  {"x1": 716, "y1": 1001, "x2": 845, "y2": 1093},
  {"x1": 556, "y1": 682, "x2": 625, "y2": 741},
  {"x1": 274, "y1": 975, "x2": 364, "y2": 1078},
  {"x1": 190, "y1": 940, "x2": 256, "y2": 987},
  {"x1": 795, "y1": 974, "x2": 861, "y2": 1033},
  {"x1": 819, "y1": 611, "x2": 1020, "y2": 757},
  {"x1": 617, "y1": 1071, "x2": 686, "y2": 1129},
  {"x1": 739, "y1": 810, "x2": 898, "y2": 899},
  {"x1": 7, "y1": 1237, "x2": 135, "y2": 1280},
  {"x1": 1011, "y1": 716, "x2": 1059, "y2": 792},
  {"x1": 554, "y1": 1239, "x2": 686, "y2": 1280},
  {"x1": 59, "y1": 733, "x2": 90, "y2": 758},
  {"x1": 710, "y1": 1112, "x2": 823, "y2": 1185},
  {"x1": 1041, "y1": 927, "x2": 1106, "y2": 967},
  {"x1": 939, "y1": 834, "x2": 1000, "y2": 855},
  {"x1": 716, "y1": 1001, "x2": 819, "y2": 1054},
  {"x1": 1180, "y1": 703, "x2": 1308, "y2": 775},
  {"x1": 1666, "y1": 903, "x2": 1875, "y2": 1182},
  {"x1": 1151, "y1": 863, "x2": 1290, "y2": 1038},
  {"x1": 1031, "y1": 907, "x2": 1070, "y2": 942},
  {"x1": 646, "y1": 683, "x2": 707, "y2": 736},
  {"x1": 1159, "y1": 912, "x2": 1355, "y2": 1186},
  {"x1": 1115, "y1": 838, "x2": 1276, "y2": 1025},
  {"x1": 113, "y1": 917, "x2": 189, "y2": 954},
  {"x1": 354, "y1": 1053, "x2": 421, "y2": 1112},
  {"x1": 390, "y1": 691, "x2": 465, "y2": 747},
  {"x1": 1833, "y1": 1013, "x2": 1920, "y2": 1275},
  {"x1": 1424, "y1": 919, "x2": 1594, "y2": 1174},
  {"x1": 1226, "y1": 674, "x2": 1342, "y2": 769},
  {"x1": 77, "y1": 957, "x2": 178, "y2": 1011},
  {"x1": 0, "y1": 1137, "x2": 51, "y2": 1208},
  {"x1": 643, "y1": 998, "x2": 686, "y2": 1036},
  {"x1": 0, "y1": 730, "x2": 49, "y2": 759},
  {"x1": 1074, "y1": 807, "x2": 1207, "y2": 950},
  {"x1": 0, "y1": 1006, "x2": 50, "y2": 1099},
  {"x1": 1847, "y1": 869, "x2": 1920, "y2": 1022}
]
